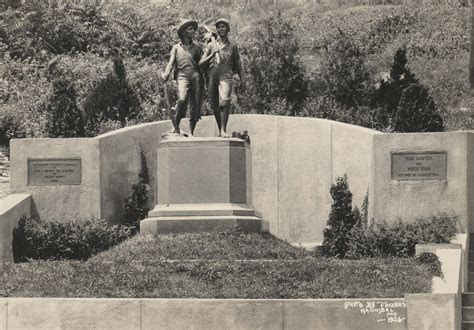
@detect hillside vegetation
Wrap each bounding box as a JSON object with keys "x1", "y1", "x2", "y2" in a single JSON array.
[{"x1": 0, "y1": 1, "x2": 471, "y2": 143}]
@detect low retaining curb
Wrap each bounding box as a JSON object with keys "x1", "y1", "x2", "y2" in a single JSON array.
[{"x1": 0, "y1": 297, "x2": 408, "y2": 330}]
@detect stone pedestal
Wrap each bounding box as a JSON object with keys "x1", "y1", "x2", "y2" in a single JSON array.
[{"x1": 140, "y1": 137, "x2": 263, "y2": 234}]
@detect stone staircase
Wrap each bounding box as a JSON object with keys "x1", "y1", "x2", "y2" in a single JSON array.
[
  {"x1": 0, "y1": 148, "x2": 9, "y2": 183},
  {"x1": 462, "y1": 235, "x2": 474, "y2": 329}
]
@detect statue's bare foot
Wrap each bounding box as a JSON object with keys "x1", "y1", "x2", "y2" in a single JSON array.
[
  {"x1": 221, "y1": 131, "x2": 230, "y2": 138},
  {"x1": 167, "y1": 128, "x2": 179, "y2": 134}
]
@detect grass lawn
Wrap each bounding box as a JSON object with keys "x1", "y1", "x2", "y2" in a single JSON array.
[{"x1": 0, "y1": 230, "x2": 434, "y2": 299}]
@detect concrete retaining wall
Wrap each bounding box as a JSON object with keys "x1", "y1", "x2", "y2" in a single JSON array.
[
  {"x1": 10, "y1": 138, "x2": 101, "y2": 221},
  {"x1": 411, "y1": 242, "x2": 465, "y2": 329},
  {"x1": 9, "y1": 115, "x2": 380, "y2": 244},
  {"x1": 226, "y1": 115, "x2": 381, "y2": 243},
  {"x1": 372, "y1": 132, "x2": 472, "y2": 232},
  {"x1": 98, "y1": 122, "x2": 164, "y2": 224},
  {"x1": 9, "y1": 115, "x2": 473, "y2": 244},
  {"x1": 0, "y1": 297, "x2": 408, "y2": 329},
  {"x1": 0, "y1": 194, "x2": 31, "y2": 262}
]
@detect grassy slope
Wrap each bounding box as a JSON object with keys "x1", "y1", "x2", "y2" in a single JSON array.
[
  {"x1": 291, "y1": 5, "x2": 470, "y2": 116},
  {"x1": 0, "y1": 231, "x2": 433, "y2": 299}
]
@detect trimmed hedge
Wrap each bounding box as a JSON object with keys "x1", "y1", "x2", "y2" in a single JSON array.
[{"x1": 12, "y1": 217, "x2": 132, "y2": 262}]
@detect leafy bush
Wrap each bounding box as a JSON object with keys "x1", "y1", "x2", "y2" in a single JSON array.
[
  {"x1": 0, "y1": 2, "x2": 108, "y2": 59},
  {"x1": 317, "y1": 29, "x2": 373, "y2": 110},
  {"x1": 239, "y1": 13, "x2": 307, "y2": 115},
  {"x1": 124, "y1": 145, "x2": 150, "y2": 231},
  {"x1": 0, "y1": 57, "x2": 50, "y2": 144},
  {"x1": 346, "y1": 213, "x2": 458, "y2": 259},
  {"x1": 83, "y1": 55, "x2": 141, "y2": 135},
  {"x1": 12, "y1": 216, "x2": 132, "y2": 262},
  {"x1": 43, "y1": 63, "x2": 85, "y2": 138},
  {"x1": 416, "y1": 252, "x2": 442, "y2": 277},
  {"x1": 322, "y1": 175, "x2": 357, "y2": 258}
]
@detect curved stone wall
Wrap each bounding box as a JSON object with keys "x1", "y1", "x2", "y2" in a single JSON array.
[
  {"x1": 13, "y1": 114, "x2": 471, "y2": 245},
  {"x1": 94, "y1": 115, "x2": 381, "y2": 244}
]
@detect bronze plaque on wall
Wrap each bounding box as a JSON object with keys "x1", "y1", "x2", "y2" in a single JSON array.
[
  {"x1": 28, "y1": 158, "x2": 82, "y2": 186},
  {"x1": 391, "y1": 152, "x2": 447, "y2": 180}
]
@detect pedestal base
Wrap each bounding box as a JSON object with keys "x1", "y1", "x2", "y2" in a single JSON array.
[
  {"x1": 140, "y1": 203, "x2": 264, "y2": 234},
  {"x1": 141, "y1": 137, "x2": 263, "y2": 234}
]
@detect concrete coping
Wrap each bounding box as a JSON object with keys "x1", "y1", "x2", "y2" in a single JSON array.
[
  {"x1": 0, "y1": 194, "x2": 31, "y2": 216},
  {"x1": 415, "y1": 243, "x2": 462, "y2": 254},
  {"x1": 159, "y1": 137, "x2": 248, "y2": 148}
]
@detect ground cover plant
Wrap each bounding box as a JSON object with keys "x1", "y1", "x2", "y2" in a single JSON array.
[
  {"x1": 92, "y1": 227, "x2": 311, "y2": 262},
  {"x1": 0, "y1": 228, "x2": 434, "y2": 299}
]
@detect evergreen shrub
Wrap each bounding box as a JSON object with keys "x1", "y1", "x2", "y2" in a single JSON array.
[
  {"x1": 374, "y1": 47, "x2": 444, "y2": 132},
  {"x1": 322, "y1": 175, "x2": 357, "y2": 258},
  {"x1": 124, "y1": 145, "x2": 150, "y2": 232}
]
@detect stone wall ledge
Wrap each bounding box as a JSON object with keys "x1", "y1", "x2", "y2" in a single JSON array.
[
  {"x1": 0, "y1": 297, "x2": 409, "y2": 330},
  {"x1": 0, "y1": 194, "x2": 31, "y2": 262},
  {"x1": 0, "y1": 295, "x2": 461, "y2": 329}
]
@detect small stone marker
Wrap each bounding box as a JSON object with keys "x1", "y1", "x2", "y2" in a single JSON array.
[
  {"x1": 391, "y1": 152, "x2": 447, "y2": 180},
  {"x1": 28, "y1": 158, "x2": 81, "y2": 186}
]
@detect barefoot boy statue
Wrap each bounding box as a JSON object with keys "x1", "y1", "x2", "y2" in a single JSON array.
[
  {"x1": 162, "y1": 19, "x2": 204, "y2": 136},
  {"x1": 199, "y1": 18, "x2": 245, "y2": 137}
]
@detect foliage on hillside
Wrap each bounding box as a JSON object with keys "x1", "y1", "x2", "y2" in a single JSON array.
[{"x1": 0, "y1": 1, "x2": 470, "y2": 144}]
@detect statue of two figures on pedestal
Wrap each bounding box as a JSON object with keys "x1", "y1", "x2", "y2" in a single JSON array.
[{"x1": 160, "y1": 18, "x2": 246, "y2": 140}]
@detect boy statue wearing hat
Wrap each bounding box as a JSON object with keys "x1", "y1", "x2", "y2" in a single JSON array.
[
  {"x1": 162, "y1": 19, "x2": 204, "y2": 136},
  {"x1": 199, "y1": 18, "x2": 245, "y2": 137}
]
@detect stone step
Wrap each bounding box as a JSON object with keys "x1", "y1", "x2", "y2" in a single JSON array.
[
  {"x1": 464, "y1": 307, "x2": 474, "y2": 321},
  {"x1": 463, "y1": 321, "x2": 474, "y2": 329},
  {"x1": 140, "y1": 215, "x2": 263, "y2": 235},
  {"x1": 469, "y1": 263, "x2": 474, "y2": 273},
  {"x1": 462, "y1": 293, "x2": 474, "y2": 306},
  {"x1": 469, "y1": 273, "x2": 474, "y2": 282},
  {"x1": 149, "y1": 203, "x2": 259, "y2": 218}
]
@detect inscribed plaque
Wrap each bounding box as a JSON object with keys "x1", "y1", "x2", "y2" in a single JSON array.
[
  {"x1": 391, "y1": 152, "x2": 447, "y2": 180},
  {"x1": 28, "y1": 158, "x2": 82, "y2": 185}
]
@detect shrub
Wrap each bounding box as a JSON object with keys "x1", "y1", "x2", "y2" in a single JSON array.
[
  {"x1": 43, "y1": 62, "x2": 85, "y2": 138},
  {"x1": 124, "y1": 145, "x2": 150, "y2": 231},
  {"x1": 346, "y1": 213, "x2": 458, "y2": 259},
  {"x1": 317, "y1": 29, "x2": 373, "y2": 109},
  {"x1": 0, "y1": 57, "x2": 51, "y2": 144},
  {"x1": 83, "y1": 55, "x2": 141, "y2": 135},
  {"x1": 12, "y1": 216, "x2": 132, "y2": 262},
  {"x1": 322, "y1": 175, "x2": 357, "y2": 258},
  {"x1": 239, "y1": 13, "x2": 307, "y2": 115},
  {"x1": 416, "y1": 252, "x2": 442, "y2": 277},
  {"x1": 374, "y1": 47, "x2": 444, "y2": 132},
  {"x1": 393, "y1": 83, "x2": 444, "y2": 132}
]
